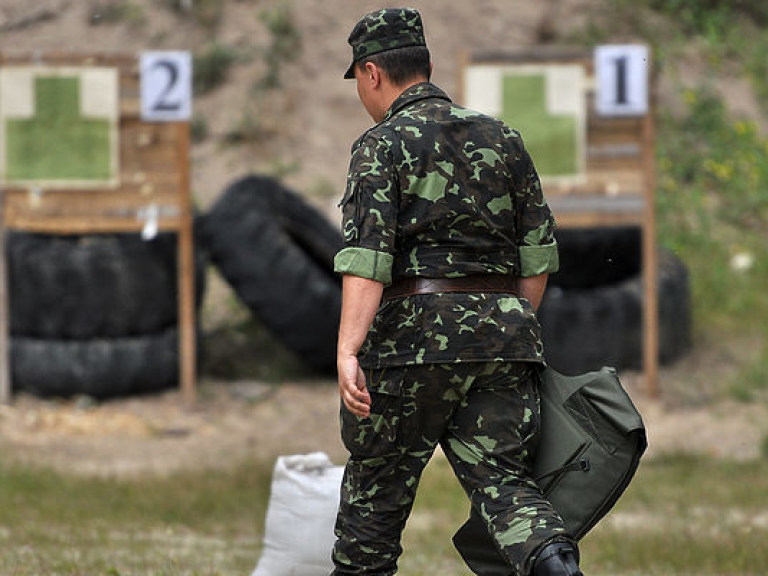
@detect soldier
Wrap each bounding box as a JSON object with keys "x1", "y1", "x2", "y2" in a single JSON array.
[{"x1": 332, "y1": 8, "x2": 584, "y2": 576}]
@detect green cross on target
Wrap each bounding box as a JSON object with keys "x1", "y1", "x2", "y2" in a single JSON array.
[
  {"x1": 500, "y1": 74, "x2": 579, "y2": 177},
  {"x1": 5, "y1": 76, "x2": 113, "y2": 182}
]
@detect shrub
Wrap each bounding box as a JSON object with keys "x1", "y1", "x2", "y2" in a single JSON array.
[
  {"x1": 193, "y1": 43, "x2": 238, "y2": 95},
  {"x1": 88, "y1": 1, "x2": 145, "y2": 27},
  {"x1": 256, "y1": 4, "x2": 302, "y2": 89}
]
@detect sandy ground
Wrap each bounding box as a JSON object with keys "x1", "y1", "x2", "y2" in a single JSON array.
[{"x1": 1, "y1": 368, "x2": 767, "y2": 479}]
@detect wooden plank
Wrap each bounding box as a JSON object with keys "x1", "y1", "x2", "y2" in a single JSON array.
[
  {"x1": 586, "y1": 154, "x2": 644, "y2": 172},
  {"x1": 121, "y1": 119, "x2": 181, "y2": 143},
  {"x1": 548, "y1": 193, "x2": 645, "y2": 213},
  {"x1": 3, "y1": 194, "x2": 183, "y2": 231},
  {"x1": 0, "y1": 51, "x2": 134, "y2": 67},
  {"x1": 553, "y1": 211, "x2": 645, "y2": 228},
  {"x1": 587, "y1": 143, "x2": 643, "y2": 159},
  {"x1": 587, "y1": 127, "x2": 644, "y2": 146},
  {"x1": 587, "y1": 114, "x2": 644, "y2": 135},
  {"x1": 545, "y1": 173, "x2": 645, "y2": 197},
  {"x1": 4, "y1": 189, "x2": 181, "y2": 210},
  {"x1": 123, "y1": 149, "x2": 182, "y2": 171},
  {"x1": 3, "y1": 216, "x2": 183, "y2": 235},
  {"x1": 471, "y1": 46, "x2": 591, "y2": 65}
]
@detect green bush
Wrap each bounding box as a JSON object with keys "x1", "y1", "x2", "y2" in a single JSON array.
[
  {"x1": 257, "y1": 4, "x2": 302, "y2": 89},
  {"x1": 644, "y1": 0, "x2": 768, "y2": 33},
  {"x1": 223, "y1": 109, "x2": 265, "y2": 145},
  {"x1": 159, "y1": 0, "x2": 224, "y2": 33},
  {"x1": 190, "y1": 115, "x2": 209, "y2": 143},
  {"x1": 656, "y1": 86, "x2": 768, "y2": 360},
  {"x1": 88, "y1": 1, "x2": 145, "y2": 26},
  {"x1": 193, "y1": 43, "x2": 238, "y2": 95}
]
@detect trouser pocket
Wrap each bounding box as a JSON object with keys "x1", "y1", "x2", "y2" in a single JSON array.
[{"x1": 340, "y1": 367, "x2": 404, "y2": 459}]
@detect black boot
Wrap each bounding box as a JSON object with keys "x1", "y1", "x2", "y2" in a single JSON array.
[{"x1": 532, "y1": 542, "x2": 583, "y2": 576}]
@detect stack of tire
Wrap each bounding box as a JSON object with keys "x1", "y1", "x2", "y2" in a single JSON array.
[
  {"x1": 199, "y1": 177, "x2": 692, "y2": 378},
  {"x1": 539, "y1": 227, "x2": 692, "y2": 375},
  {"x1": 199, "y1": 175, "x2": 344, "y2": 373},
  {"x1": 9, "y1": 232, "x2": 204, "y2": 398}
]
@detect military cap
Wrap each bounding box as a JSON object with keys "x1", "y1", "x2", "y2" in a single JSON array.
[{"x1": 344, "y1": 8, "x2": 427, "y2": 79}]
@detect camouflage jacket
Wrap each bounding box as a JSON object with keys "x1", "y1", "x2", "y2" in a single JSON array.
[{"x1": 334, "y1": 82, "x2": 559, "y2": 368}]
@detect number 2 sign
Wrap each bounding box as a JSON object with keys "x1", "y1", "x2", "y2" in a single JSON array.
[
  {"x1": 141, "y1": 52, "x2": 192, "y2": 122},
  {"x1": 595, "y1": 45, "x2": 649, "y2": 117}
]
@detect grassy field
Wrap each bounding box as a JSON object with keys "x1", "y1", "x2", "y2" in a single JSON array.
[
  {"x1": 0, "y1": 458, "x2": 270, "y2": 575},
  {"x1": 2, "y1": 452, "x2": 767, "y2": 575}
]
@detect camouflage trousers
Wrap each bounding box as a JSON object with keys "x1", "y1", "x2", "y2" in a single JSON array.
[{"x1": 331, "y1": 362, "x2": 569, "y2": 576}]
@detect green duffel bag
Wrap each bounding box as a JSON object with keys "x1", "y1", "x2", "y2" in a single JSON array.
[{"x1": 453, "y1": 366, "x2": 647, "y2": 574}]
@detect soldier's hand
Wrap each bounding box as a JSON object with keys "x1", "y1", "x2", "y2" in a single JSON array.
[{"x1": 338, "y1": 355, "x2": 371, "y2": 418}]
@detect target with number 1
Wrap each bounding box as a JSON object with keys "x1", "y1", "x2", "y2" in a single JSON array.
[{"x1": 595, "y1": 45, "x2": 649, "y2": 117}]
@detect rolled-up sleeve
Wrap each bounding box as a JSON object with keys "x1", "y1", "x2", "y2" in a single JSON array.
[
  {"x1": 519, "y1": 242, "x2": 559, "y2": 276},
  {"x1": 335, "y1": 132, "x2": 398, "y2": 284},
  {"x1": 334, "y1": 246, "x2": 393, "y2": 284}
]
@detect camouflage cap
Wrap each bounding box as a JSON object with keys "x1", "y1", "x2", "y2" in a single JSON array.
[{"x1": 344, "y1": 8, "x2": 426, "y2": 79}]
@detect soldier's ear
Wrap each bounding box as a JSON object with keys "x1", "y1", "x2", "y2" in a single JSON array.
[{"x1": 364, "y1": 61, "x2": 381, "y2": 87}]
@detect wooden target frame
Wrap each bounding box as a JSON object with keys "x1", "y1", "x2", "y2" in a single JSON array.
[
  {"x1": 460, "y1": 46, "x2": 659, "y2": 396},
  {"x1": 0, "y1": 52, "x2": 197, "y2": 403}
]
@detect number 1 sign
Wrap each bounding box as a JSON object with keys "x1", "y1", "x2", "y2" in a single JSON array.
[
  {"x1": 140, "y1": 51, "x2": 192, "y2": 122},
  {"x1": 595, "y1": 45, "x2": 649, "y2": 117}
]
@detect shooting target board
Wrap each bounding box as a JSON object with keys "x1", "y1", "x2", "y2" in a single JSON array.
[
  {"x1": 461, "y1": 46, "x2": 660, "y2": 395},
  {"x1": 0, "y1": 52, "x2": 196, "y2": 403}
]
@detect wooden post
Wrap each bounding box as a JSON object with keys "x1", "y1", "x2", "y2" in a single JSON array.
[
  {"x1": 642, "y1": 97, "x2": 659, "y2": 397},
  {"x1": 176, "y1": 121, "x2": 197, "y2": 405}
]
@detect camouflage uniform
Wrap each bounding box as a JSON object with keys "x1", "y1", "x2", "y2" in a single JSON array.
[{"x1": 333, "y1": 9, "x2": 569, "y2": 576}]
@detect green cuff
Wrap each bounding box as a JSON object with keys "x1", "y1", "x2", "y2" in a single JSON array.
[
  {"x1": 519, "y1": 242, "x2": 559, "y2": 276},
  {"x1": 334, "y1": 247, "x2": 393, "y2": 285}
]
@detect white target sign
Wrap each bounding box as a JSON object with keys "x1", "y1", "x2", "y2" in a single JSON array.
[
  {"x1": 141, "y1": 51, "x2": 192, "y2": 122},
  {"x1": 595, "y1": 45, "x2": 649, "y2": 117}
]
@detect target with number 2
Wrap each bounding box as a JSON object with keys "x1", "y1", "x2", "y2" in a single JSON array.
[{"x1": 140, "y1": 51, "x2": 192, "y2": 122}]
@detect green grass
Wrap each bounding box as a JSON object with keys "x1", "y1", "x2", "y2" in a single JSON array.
[
  {"x1": 401, "y1": 453, "x2": 768, "y2": 575},
  {"x1": 2, "y1": 441, "x2": 768, "y2": 574},
  {"x1": 0, "y1": 459, "x2": 271, "y2": 575},
  {"x1": 580, "y1": 454, "x2": 768, "y2": 573}
]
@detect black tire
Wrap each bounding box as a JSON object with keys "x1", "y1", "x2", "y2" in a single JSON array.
[
  {"x1": 200, "y1": 175, "x2": 343, "y2": 372},
  {"x1": 8, "y1": 231, "x2": 207, "y2": 339},
  {"x1": 11, "y1": 328, "x2": 179, "y2": 399},
  {"x1": 538, "y1": 248, "x2": 691, "y2": 375},
  {"x1": 550, "y1": 226, "x2": 642, "y2": 289}
]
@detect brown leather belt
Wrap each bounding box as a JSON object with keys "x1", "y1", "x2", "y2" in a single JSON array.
[{"x1": 383, "y1": 274, "x2": 518, "y2": 301}]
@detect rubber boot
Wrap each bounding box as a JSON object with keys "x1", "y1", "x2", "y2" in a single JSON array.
[{"x1": 532, "y1": 542, "x2": 584, "y2": 576}]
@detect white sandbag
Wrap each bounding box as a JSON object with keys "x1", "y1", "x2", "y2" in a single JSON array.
[{"x1": 252, "y1": 452, "x2": 345, "y2": 576}]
